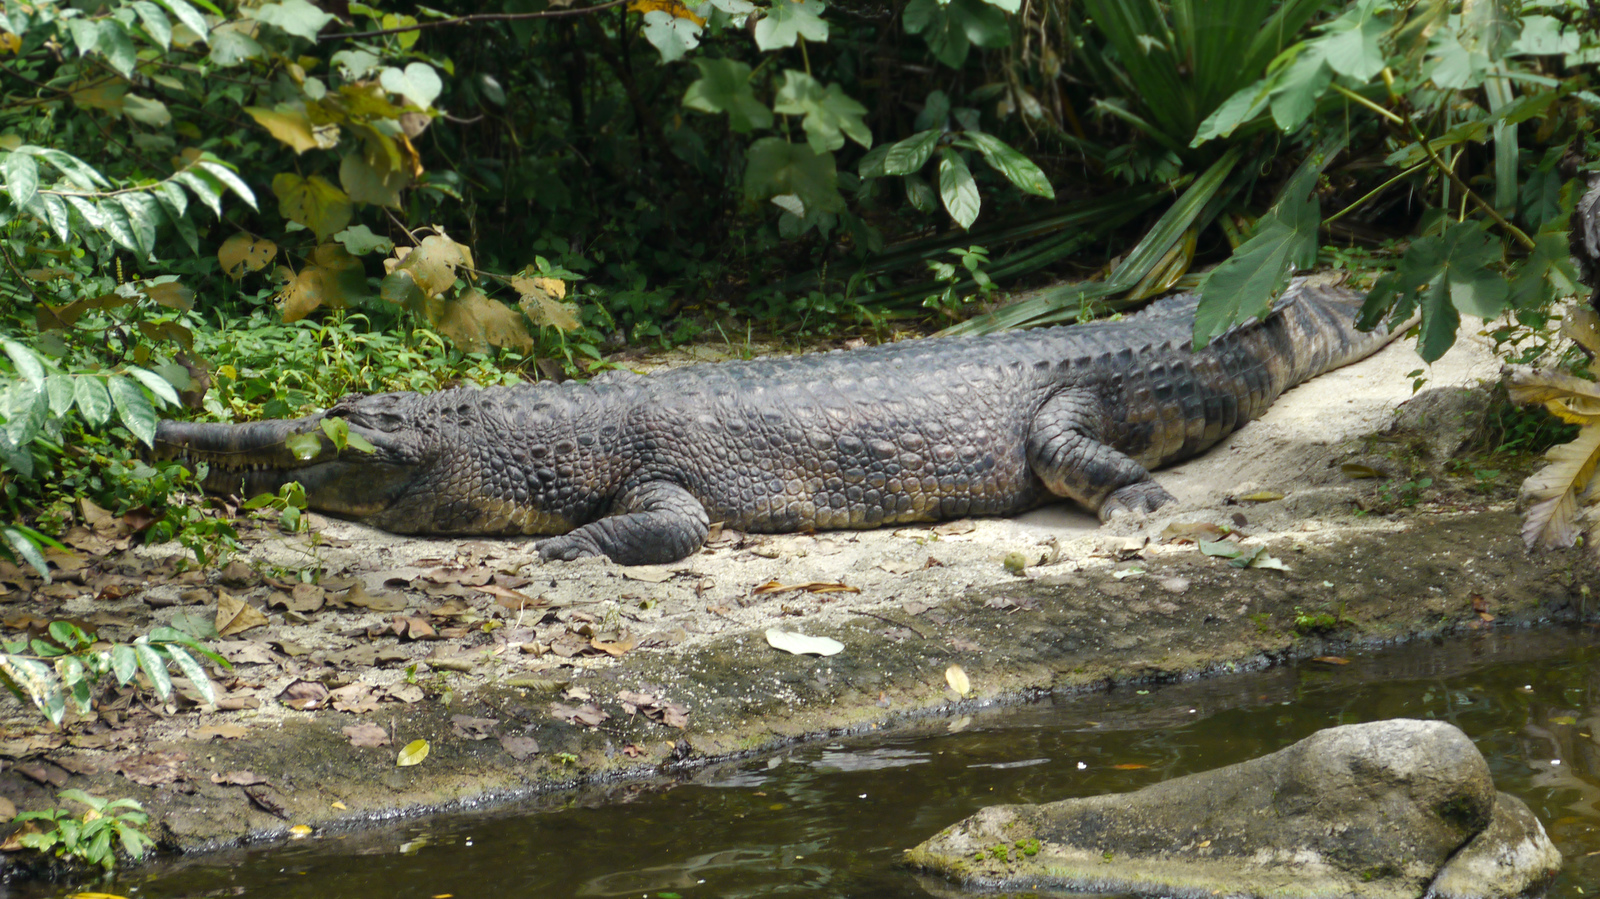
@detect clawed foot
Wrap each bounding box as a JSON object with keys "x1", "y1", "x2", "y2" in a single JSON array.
[
  {"x1": 537, "y1": 533, "x2": 602, "y2": 562},
  {"x1": 1099, "y1": 482, "x2": 1177, "y2": 522}
]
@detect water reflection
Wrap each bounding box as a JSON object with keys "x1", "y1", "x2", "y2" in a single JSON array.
[{"x1": 9, "y1": 628, "x2": 1600, "y2": 899}]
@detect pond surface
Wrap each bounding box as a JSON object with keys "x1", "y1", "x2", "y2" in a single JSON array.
[{"x1": 14, "y1": 627, "x2": 1600, "y2": 899}]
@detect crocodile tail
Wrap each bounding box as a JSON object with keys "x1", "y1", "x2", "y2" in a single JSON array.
[{"x1": 1277, "y1": 279, "x2": 1409, "y2": 387}]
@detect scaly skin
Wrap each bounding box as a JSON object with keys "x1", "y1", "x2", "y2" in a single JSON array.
[{"x1": 155, "y1": 281, "x2": 1404, "y2": 564}]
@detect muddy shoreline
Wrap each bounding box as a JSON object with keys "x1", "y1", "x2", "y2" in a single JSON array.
[{"x1": 3, "y1": 326, "x2": 1596, "y2": 873}]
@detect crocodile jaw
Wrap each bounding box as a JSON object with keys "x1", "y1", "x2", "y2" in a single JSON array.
[{"x1": 154, "y1": 417, "x2": 417, "y2": 520}]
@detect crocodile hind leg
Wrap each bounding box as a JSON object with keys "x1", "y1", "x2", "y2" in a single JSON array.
[
  {"x1": 538, "y1": 480, "x2": 709, "y2": 565},
  {"x1": 1025, "y1": 388, "x2": 1176, "y2": 521}
]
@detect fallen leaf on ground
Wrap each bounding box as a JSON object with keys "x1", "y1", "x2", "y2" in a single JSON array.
[
  {"x1": 210, "y1": 770, "x2": 270, "y2": 786},
  {"x1": 590, "y1": 632, "x2": 638, "y2": 657},
  {"x1": 192, "y1": 724, "x2": 250, "y2": 740},
  {"x1": 1161, "y1": 521, "x2": 1229, "y2": 543},
  {"x1": 1236, "y1": 490, "x2": 1285, "y2": 502},
  {"x1": 945, "y1": 664, "x2": 971, "y2": 697},
  {"x1": 116, "y1": 751, "x2": 189, "y2": 786},
  {"x1": 385, "y1": 683, "x2": 425, "y2": 704},
  {"x1": 621, "y1": 566, "x2": 672, "y2": 583},
  {"x1": 391, "y1": 616, "x2": 438, "y2": 640},
  {"x1": 551, "y1": 702, "x2": 610, "y2": 727},
  {"x1": 344, "y1": 723, "x2": 390, "y2": 748},
  {"x1": 752, "y1": 579, "x2": 860, "y2": 595},
  {"x1": 244, "y1": 785, "x2": 289, "y2": 818},
  {"x1": 340, "y1": 582, "x2": 408, "y2": 612},
  {"x1": 765, "y1": 628, "x2": 844, "y2": 656},
  {"x1": 499, "y1": 734, "x2": 539, "y2": 760},
  {"x1": 216, "y1": 592, "x2": 269, "y2": 636},
  {"x1": 1311, "y1": 656, "x2": 1350, "y2": 665},
  {"x1": 277, "y1": 679, "x2": 330, "y2": 711},
  {"x1": 396, "y1": 739, "x2": 429, "y2": 767},
  {"x1": 328, "y1": 683, "x2": 379, "y2": 714},
  {"x1": 451, "y1": 715, "x2": 498, "y2": 740}
]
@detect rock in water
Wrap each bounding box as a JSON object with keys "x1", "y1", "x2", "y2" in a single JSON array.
[{"x1": 907, "y1": 719, "x2": 1560, "y2": 899}]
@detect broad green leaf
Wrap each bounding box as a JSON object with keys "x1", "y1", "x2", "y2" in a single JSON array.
[
  {"x1": 127, "y1": 366, "x2": 182, "y2": 408},
  {"x1": 879, "y1": 129, "x2": 941, "y2": 176},
  {"x1": 1268, "y1": 43, "x2": 1333, "y2": 132},
  {"x1": 155, "y1": 0, "x2": 211, "y2": 41},
  {"x1": 1194, "y1": 178, "x2": 1320, "y2": 347},
  {"x1": 334, "y1": 224, "x2": 395, "y2": 255},
  {"x1": 134, "y1": 642, "x2": 172, "y2": 700},
  {"x1": 1511, "y1": 230, "x2": 1580, "y2": 311},
  {"x1": 937, "y1": 148, "x2": 979, "y2": 229},
  {"x1": 379, "y1": 62, "x2": 443, "y2": 109},
  {"x1": 284, "y1": 431, "x2": 324, "y2": 461},
  {"x1": 97, "y1": 19, "x2": 139, "y2": 76},
  {"x1": 980, "y1": 0, "x2": 1020, "y2": 12},
  {"x1": 2, "y1": 338, "x2": 45, "y2": 387},
  {"x1": 948, "y1": 0, "x2": 1010, "y2": 48},
  {"x1": 36, "y1": 148, "x2": 111, "y2": 189},
  {"x1": 38, "y1": 194, "x2": 70, "y2": 242},
  {"x1": 74, "y1": 377, "x2": 112, "y2": 427},
  {"x1": 117, "y1": 193, "x2": 162, "y2": 257},
  {"x1": 773, "y1": 70, "x2": 871, "y2": 153},
  {"x1": 903, "y1": 0, "x2": 968, "y2": 68},
  {"x1": 132, "y1": 1, "x2": 173, "y2": 49},
  {"x1": 904, "y1": 171, "x2": 937, "y2": 213},
  {"x1": 2, "y1": 150, "x2": 38, "y2": 209},
  {"x1": 1428, "y1": 27, "x2": 1489, "y2": 90},
  {"x1": 743, "y1": 137, "x2": 844, "y2": 214},
  {"x1": 682, "y1": 58, "x2": 772, "y2": 133},
  {"x1": 208, "y1": 21, "x2": 263, "y2": 65},
  {"x1": 1509, "y1": 15, "x2": 1577, "y2": 56},
  {"x1": 173, "y1": 169, "x2": 225, "y2": 217},
  {"x1": 107, "y1": 375, "x2": 158, "y2": 446},
  {"x1": 856, "y1": 144, "x2": 891, "y2": 179},
  {"x1": 340, "y1": 151, "x2": 409, "y2": 208},
  {"x1": 250, "y1": 0, "x2": 337, "y2": 40},
  {"x1": 753, "y1": 0, "x2": 827, "y2": 50},
  {"x1": 332, "y1": 48, "x2": 382, "y2": 79},
  {"x1": 110, "y1": 644, "x2": 138, "y2": 684},
  {"x1": 1, "y1": 527, "x2": 49, "y2": 583},
  {"x1": 96, "y1": 198, "x2": 141, "y2": 254},
  {"x1": 198, "y1": 159, "x2": 259, "y2": 210},
  {"x1": 66, "y1": 18, "x2": 101, "y2": 56},
  {"x1": 123, "y1": 94, "x2": 172, "y2": 127},
  {"x1": 164, "y1": 645, "x2": 216, "y2": 705},
  {"x1": 272, "y1": 173, "x2": 352, "y2": 241},
  {"x1": 640, "y1": 10, "x2": 701, "y2": 63},
  {"x1": 1318, "y1": 0, "x2": 1387, "y2": 80},
  {"x1": 45, "y1": 376, "x2": 74, "y2": 416},
  {"x1": 960, "y1": 131, "x2": 1053, "y2": 198},
  {"x1": 1193, "y1": 80, "x2": 1272, "y2": 145}
]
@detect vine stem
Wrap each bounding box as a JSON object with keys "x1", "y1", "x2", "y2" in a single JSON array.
[
  {"x1": 1332, "y1": 82, "x2": 1535, "y2": 250},
  {"x1": 327, "y1": 0, "x2": 631, "y2": 41}
]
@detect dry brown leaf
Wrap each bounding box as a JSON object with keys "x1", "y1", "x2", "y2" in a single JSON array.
[
  {"x1": 344, "y1": 723, "x2": 390, "y2": 748},
  {"x1": 277, "y1": 679, "x2": 330, "y2": 711},
  {"x1": 210, "y1": 769, "x2": 270, "y2": 786},
  {"x1": 499, "y1": 734, "x2": 540, "y2": 760},
  {"x1": 751, "y1": 579, "x2": 860, "y2": 595},
  {"x1": 590, "y1": 632, "x2": 638, "y2": 657},
  {"x1": 551, "y1": 702, "x2": 610, "y2": 727},
  {"x1": 216, "y1": 592, "x2": 269, "y2": 636},
  {"x1": 340, "y1": 581, "x2": 408, "y2": 612},
  {"x1": 1311, "y1": 656, "x2": 1350, "y2": 665},
  {"x1": 192, "y1": 724, "x2": 250, "y2": 740}
]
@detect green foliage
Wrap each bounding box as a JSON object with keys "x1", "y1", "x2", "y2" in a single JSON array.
[
  {"x1": 0, "y1": 618, "x2": 231, "y2": 726},
  {"x1": 10, "y1": 790, "x2": 155, "y2": 871}
]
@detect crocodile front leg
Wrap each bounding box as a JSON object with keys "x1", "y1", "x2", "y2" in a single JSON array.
[
  {"x1": 538, "y1": 480, "x2": 709, "y2": 565},
  {"x1": 1026, "y1": 388, "x2": 1176, "y2": 520}
]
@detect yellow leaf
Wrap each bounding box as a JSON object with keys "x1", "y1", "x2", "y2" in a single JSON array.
[
  {"x1": 512, "y1": 276, "x2": 580, "y2": 331},
  {"x1": 945, "y1": 663, "x2": 971, "y2": 697},
  {"x1": 627, "y1": 0, "x2": 706, "y2": 25},
  {"x1": 1562, "y1": 307, "x2": 1600, "y2": 357},
  {"x1": 1520, "y1": 424, "x2": 1600, "y2": 550},
  {"x1": 1237, "y1": 490, "x2": 1284, "y2": 502},
  {"x1": 245, "y1": 105, "x2": 322, "y2": 155},
  {"x1": 397, "y1": 738, "x2": 430, "y2": 767},
  {"x1": 340, "y1": 150, "x2": 409, "y2": 208},
  {"x1": 431, "y1": 288, "x2": 534, "y2": 354},
  {"x1": 395, "y1": 234, "x2": 468, "y2": 297},
  {"x1": 0, "y1": 32, "x2": 21, "y2": 55},
  {"x1": 1509, "y1": 369, "x2": 1600, "y2": 424},
  {"x1": 71, "y1": 80, "x2": 129, "y2": 113},
  {"x1": 279, "y1": 244, "x2": 365, "y2": 321},
  {"x1": 288, "y1": 824, "x2": 314, "y2": 838},
  {"x1": 534, "y1": 276, "x2": 566, "y2": 299},
  {"x1": 218, "y1": 233, "x2": 278, "y2": 279},
  {"x1": 140, "y1": 280, "x2": 195, "y2": 311},
  {"x1": 271, "y1": 173, "x2": 352, "y2": 242}
]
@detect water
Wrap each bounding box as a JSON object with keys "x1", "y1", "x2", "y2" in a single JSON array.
[{"x1": 13, "y1": 627, "x2": 1600, "y2": 898}]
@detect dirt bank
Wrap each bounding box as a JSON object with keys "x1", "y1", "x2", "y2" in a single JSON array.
[{"x1": 2, "y1": 323, "x2": 1595, "y2": 868}]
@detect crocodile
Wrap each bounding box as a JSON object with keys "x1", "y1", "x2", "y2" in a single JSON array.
[{"x1": 155, "y1": 280, "x2": 1405, "y2": 565}]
